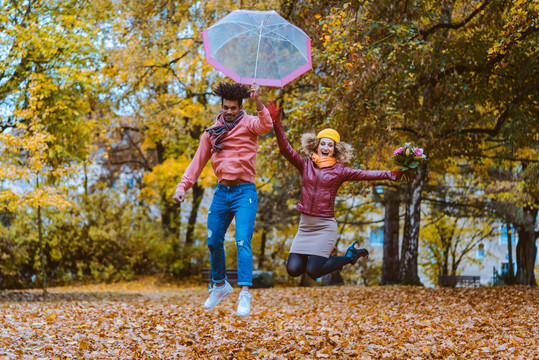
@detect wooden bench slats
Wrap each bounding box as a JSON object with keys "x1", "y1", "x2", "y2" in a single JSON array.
[
  {"x1": 200, "y1": 267, "x2": 238, "y2": 285},
  {"x1": 438, "y1": 274, "x2": 480, "y2": 287}
]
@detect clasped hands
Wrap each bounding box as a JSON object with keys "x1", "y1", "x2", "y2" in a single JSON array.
[{"x1": 266, "y1": 99, "x2": 283, "y2": 123}]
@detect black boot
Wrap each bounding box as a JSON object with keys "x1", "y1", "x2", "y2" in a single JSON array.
[{"x1": 345, "y1": 241, "x2": 369, "y2": 265}]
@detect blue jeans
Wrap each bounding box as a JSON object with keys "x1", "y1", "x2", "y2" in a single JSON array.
[{"x1": 207, "y1": 182, "x2": 257, "y2": 286}]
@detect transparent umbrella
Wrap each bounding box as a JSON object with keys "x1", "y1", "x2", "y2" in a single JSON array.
[{"x1": 202, "y1": 9, "x2": 312, "y2": 87}]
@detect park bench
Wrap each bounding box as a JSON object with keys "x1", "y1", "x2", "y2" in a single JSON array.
[
  {"x1": 200, "y1": 267, "x2": 238, "y2": 288},
  {"x1": 438, "y1": 274, "x2": 480, "y2": 287}
]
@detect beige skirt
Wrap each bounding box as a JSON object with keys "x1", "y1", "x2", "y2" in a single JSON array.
[{"x1": 289, "y1": 213, "x2": 338, "y2": 258}]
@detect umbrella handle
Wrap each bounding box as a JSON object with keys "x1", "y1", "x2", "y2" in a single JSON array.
[{"x1": 250, "y1": 83, "x2": 260, "y2": 99}]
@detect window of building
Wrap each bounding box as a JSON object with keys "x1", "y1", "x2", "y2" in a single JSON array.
[
  {"x1": 501, "y1": 261, "x2": 516, "y2": 275},
  {"x1": 499, "y1": 224, "x2": 516, "y2": 245},
  {"x1": 370, "y1": 226, "x2": 384, "y2": 247},
  {"x1": 477, "y1": 243, "x2": 484, "y2": 259}
]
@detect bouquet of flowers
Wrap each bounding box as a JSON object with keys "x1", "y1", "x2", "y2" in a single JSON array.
[{"x1": 393, "y1": 142, "x2": 427, "y2": 181}]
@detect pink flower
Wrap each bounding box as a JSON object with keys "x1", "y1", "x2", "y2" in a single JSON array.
[
  {"x1": 393, "y1": 147, "x2": 403, "y2": 155},
  {"x1": 414, "y1": 148, "x2": 423, "y2": 156}
]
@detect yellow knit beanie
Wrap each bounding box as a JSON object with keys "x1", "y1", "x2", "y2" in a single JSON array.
[{"x1": 317, "y1": 128, "x2": 340, "y2": 143}]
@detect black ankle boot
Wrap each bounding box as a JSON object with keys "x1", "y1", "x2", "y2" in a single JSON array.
[{"x1": 345, "y1": 242, "x2": 369, "y2": 265}]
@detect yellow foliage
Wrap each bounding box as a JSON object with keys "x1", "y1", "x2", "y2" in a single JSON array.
[
  {"x1": 0, "y1": 118, "x2": 75, "y2": 211},
  {"x1": 0, "y1": 187, "x2": 71, "y2": 211},
  {"x1": 139, "y1": 156, "x2": 216, "y2": 204}
]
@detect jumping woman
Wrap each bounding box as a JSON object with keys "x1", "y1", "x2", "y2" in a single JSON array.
[{"x1": 267, "y1": 100, "x2": 407, "y2": 280}]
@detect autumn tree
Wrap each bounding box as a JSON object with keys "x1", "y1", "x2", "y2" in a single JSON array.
[
  {"x1": 0, "y1": 0, "x2": 111, "y2": 291},
  {"x1": 420, "y1": 207, "x2": 493, "y2": 285},
  {"x1": 480, "y1": 160, "x2": 539, "y2": 285},
  {"x1": 104, "y1": 0, "x2": 282, "y2": 276},
  {"x1": 283, "y1": 0, "x2": 538, "y2": 285}
]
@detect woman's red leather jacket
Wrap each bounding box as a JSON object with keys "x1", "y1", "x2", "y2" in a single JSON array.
[{"x1": 274, "y1": 120, "x2": 401, "y2": 218}]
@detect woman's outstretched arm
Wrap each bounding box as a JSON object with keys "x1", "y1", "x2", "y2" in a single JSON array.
[
  {"x1": 342, "y1": 167, "x2": 405, "y2": 182},
  {"x1": 267, "y1": 100, "x2": 305, "y2": 172}
]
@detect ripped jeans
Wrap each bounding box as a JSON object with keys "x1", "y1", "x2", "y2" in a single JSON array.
[{"x1": 207, "y1": 183, "x2": 257, "y2": 286}]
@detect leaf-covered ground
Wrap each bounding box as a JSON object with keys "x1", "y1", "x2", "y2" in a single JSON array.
[{"x1": 1, "y1": 281, "x2": 538, "y2": 359}]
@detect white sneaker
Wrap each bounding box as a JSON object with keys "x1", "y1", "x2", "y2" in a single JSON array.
[
  {"x1": 203, "y1": 281, "x2": 233, "y2": 309},
  {"x1": 236, "y1": 291, "x2": 252, "y2": 317}
]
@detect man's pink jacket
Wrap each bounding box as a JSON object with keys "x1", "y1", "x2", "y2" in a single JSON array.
[{"x1": 176, "y1": 108, "x2": 272, "y2": 193}]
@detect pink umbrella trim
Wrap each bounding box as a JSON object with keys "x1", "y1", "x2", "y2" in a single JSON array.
[{"x1": 203, "y1": 29, "x2": 312, "y2": 87}]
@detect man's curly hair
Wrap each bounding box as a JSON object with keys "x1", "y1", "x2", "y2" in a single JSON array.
[
  {"x1": 213, "y1": 82, "x2": 251, "y2": 106},
  {"x1": 300, "y1": 132, "x2": 354, "y2": 163}
]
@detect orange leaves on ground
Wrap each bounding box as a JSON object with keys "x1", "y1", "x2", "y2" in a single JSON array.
[{"x1": 1, "y1": 285, "x2": 538, "y2": 359}]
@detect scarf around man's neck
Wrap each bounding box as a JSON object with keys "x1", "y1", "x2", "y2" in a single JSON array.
[
  {"x1": 312, "y1": 153, "x2": 336, "y2": 168},
  {"x1": 205, "y1": 110, "x2": 245, "y2": 153}
]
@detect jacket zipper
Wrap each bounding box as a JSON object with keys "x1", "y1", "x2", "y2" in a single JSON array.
[{"x1": 310, "y1": 167, "x2": 320, "y2": 214}]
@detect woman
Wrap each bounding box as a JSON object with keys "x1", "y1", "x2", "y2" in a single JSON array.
[{"x1": 267, "y1": 100, "x2": 406, "y2": 279}]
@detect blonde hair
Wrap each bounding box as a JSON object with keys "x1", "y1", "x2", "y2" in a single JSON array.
[{"x1": 300, "y1": 132, "x2": 354, "y2": 163}]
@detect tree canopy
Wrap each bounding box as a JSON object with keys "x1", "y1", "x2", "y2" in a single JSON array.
[{"x1": 1, "y1": 0, "x2": 537, "y2": 288}]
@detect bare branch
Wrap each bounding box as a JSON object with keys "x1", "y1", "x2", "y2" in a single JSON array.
[
  {"x1": 116, "y1": 125, "x2": 146, "y2": 133},
  {"x1": 454, "y1": 154, "x2": 539, "y2": 164},
  {"x1": 437, "y1": 26, "x2": 538, "y2": 78},
  {"x1": 393, "y1": 126, "x2": 419, "y2": 137},
  {"x1": 417, "y1": 0, "x2": 492, "y2": 39},
  {"x1": 1, "y1": 119, "x2": 17, "y2": 133},
  {"x1": 459, "y1": 92, "x2": 527, "y2": 137},
  {"x1": 124, "y1": 129, "x2": 151, "y2": 171},
  {"x1": 100, "y1": 160, "x2": 148, "y2": 167},
  {"x1": 424, "y1": 197, "x2": 489, "y2": 211}
]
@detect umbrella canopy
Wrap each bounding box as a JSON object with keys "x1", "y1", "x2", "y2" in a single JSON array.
[{"x1": 203, "y1": 10, "x2": 312, "y2": 87}]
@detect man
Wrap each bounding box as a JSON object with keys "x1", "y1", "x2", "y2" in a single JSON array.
[{"x1": 173, "y1": 82, "x2": 272, "y2": 316}]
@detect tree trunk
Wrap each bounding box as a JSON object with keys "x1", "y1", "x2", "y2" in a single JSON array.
[
  {"x1": 505, "y1": 222, "x2": 516, "y2": 285},
  {"x1": 258, "y1": 230, "x2": 267, "y2": 269},
  {"x1": 442, "y1": 248, "x2": 449, "y2": 276},
  {"x1": 38, "y1": 204, "x2": 47, "y2": 301},
  {"x1": 161, "y1": 191, "x2": 181, "y2": 236},
  {"x1": 36, "y1": 174, "x2": 47, "y2": 300},
  {"x1": 515, "y1": 207, "x2": 538, "y2": 286},
  {"x1": 399, "y1": 165, "x2": 426, "y2": 285},
  {"x1": 179, "y1": 182, "x2": 205, "y2": 275},
  {"x1": 83, "y1": 161, "x2": 88, "y2": 196},
  {"x1": 154, "y1": 141, "x2": 182, "y2": 237},
  {"x1": 184, "y1": 182, "x2": 204, "y2": 247},
  {"x1": 380, "y1": 188, "x2": 400, "y2": 285}
]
